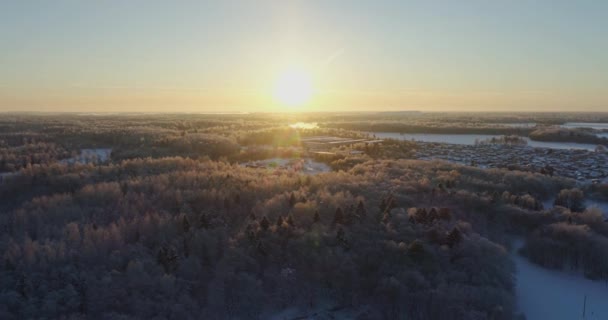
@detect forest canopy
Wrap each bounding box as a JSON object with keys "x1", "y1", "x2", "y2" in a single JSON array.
[{"x1": 0, "y1": 114, "x2": 605, "y2": 320}]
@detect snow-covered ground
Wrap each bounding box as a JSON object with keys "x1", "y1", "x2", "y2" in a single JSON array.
[
  {"x1": 512, "y1": 239, "x2": 608, "y2": 320},
  {"x1": 241, "y1": 158, "x2": 331, "y2": 175},
  {"x1": 300, "y1": 159, "x2": 331, "y2": 175},
  {"x1": 60, "y1": 148, "x2": 112, "y2": 165},
  {"x1": 268, "y1": 304, "x2": 372, "y2": 320},
  {"x1": 289, "y1": 122, "x2": 319, "y2": 129},
  {"x1": 0, "y1": 171, "x2": 18, "y2": 184},
  {"x1": 0, "y1": 172, "x2": 16, "y2": 178},
  {"x1": 561, "y1": 123, "x2": 608, "y2": 130},
  {"x1": 514, "y1": 196, "x2": 608, "y2": 319},
  {"x1": 585, "y1": 199, "x2": 608, "y2": 218}
]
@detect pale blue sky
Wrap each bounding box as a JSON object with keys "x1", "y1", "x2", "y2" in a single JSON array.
[{"x1": 1, "y1": 0, "x2": 607, "y2": 112}]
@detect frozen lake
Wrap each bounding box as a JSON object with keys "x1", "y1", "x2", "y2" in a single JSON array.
[
  {"x1": 372, "y1": 132, "x2": 600, "y2": 151},
  {"x1": 512, "y1": 239, "x2": 608, "y2": 320},
  {"x1": 562, "y1": 122, "x2": 608, "y2": 130}
]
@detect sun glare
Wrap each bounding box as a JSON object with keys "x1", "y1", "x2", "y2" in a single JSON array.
[{"x1": 273, "y1": 68, "x2": 313, "y2": 108}]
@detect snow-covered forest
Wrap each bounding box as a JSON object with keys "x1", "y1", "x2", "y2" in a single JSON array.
[{"x1": 1, "y1": 114, "x2": 607, "y2": 319}]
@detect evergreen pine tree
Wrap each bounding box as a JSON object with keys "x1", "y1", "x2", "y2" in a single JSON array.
[
  {"x1": 260, "y1": 216, "x2": 270, "y2": 231},
  {"x1": 446, "y1": 227, "x2": 462, "y2": 248},
  {"x1": 313, "y1": 210, "x2": 321, "y2": 223},
  {"x1": 182, "y1": 215, "x2": 191, "y2": 233},
  {"x1": 333, "y1": 207, "x2": 344, "y2": 225},
  {"x1": 289, "y1": 192, "x2": 297, "y2": 207},
  {"x1": 276, "y1": 215, "x2": 284, "y2": 227},
  {"x1": 356, "y1": 200, "x2": 366, "y2": 218}
]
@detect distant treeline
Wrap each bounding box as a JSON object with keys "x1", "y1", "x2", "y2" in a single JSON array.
[
  {"x1": 299, "y1": 111, "x2": 608, "y2": 126},
  {"x1": 475, "y1": 135, "x2": 528, "y2": 146},
  {"x1": 322, "y1": 122, "x2": 534, "y2": 135},
  {"x1": 529, "y1": 127, "x2": 608, "y2": 146},
  {"x1": 0, "y1": 115, "x2": 376, "y2": 172}
]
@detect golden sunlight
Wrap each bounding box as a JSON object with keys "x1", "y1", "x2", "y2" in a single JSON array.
[{"x1": 273, "y1": 67, "x2": 313, "y2": 108}]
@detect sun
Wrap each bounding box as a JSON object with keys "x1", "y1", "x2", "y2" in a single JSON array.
[{"x1": 273, "y1": 68, "x2": 313, "y2": 108}]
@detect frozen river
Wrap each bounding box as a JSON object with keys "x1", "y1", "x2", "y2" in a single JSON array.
[{"x1": 372, "y1": 132, "x2": 600, "y2": 151}]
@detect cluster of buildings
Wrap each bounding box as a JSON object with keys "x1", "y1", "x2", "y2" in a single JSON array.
[{"x1": 414, "y1": 142, "x2": 608, "y2": 183}]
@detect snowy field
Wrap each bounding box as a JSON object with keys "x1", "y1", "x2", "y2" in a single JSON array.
[
  {"x1": 269, "y1": 305, "x2": 371, "y2": 320},
  {"x1": 597, "y1": 132, "x2": 608, "y2": 139},
  {"x1": 60, "y1": 148, "x2": 112, "y2": 165},
  {"x1": 585, "y1": 199, "x2": 608, "y2": 218},
  {"x1": 241, "y1": 158, "x2": 331, "y2": 175},
  {"x1": 512, "y1": 239, "x2": 608, "y2": 320}
]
